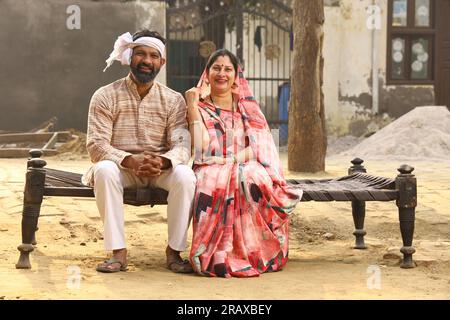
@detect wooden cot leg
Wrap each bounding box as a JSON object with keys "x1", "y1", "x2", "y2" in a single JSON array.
[
  {"x1": 348, "y1": 158, "x2": 367, "y2": 249},
  {"x1": 16, "y1": 150, "x2": 46, "y2": 269},
  {"x1": 352, "y1": 201, "x2": 367, "y2": 249},
  {"x1": 26, "y1": 152, "x2": 41, "y2": 245},
  {"x1": 31, "y1": 228, "x2": 38, "y2": 246},
  {"x1": 396, "y1": 165, "x2": 417, "y2": 268}
]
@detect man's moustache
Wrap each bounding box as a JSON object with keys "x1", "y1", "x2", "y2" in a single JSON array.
[{"x1": 138, "y1": 64, "x2": 153, "y2": 71}]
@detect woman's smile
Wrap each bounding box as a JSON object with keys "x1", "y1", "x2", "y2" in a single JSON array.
[{"x1": 214, "y1": 78, "x2": 229, "y2": 85}]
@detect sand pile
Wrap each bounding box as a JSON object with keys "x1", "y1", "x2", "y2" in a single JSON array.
[
  {"x1": 57, "y1": 129, "x2": 87, "y2": 154},
  {"x1": 326, "y1": 135, "x2": 364, "y2": 156},
  {"x1": 55, "y1": 129, "x2": 89, "y2": 160},
  {"x1": 339, "y1": 106, "x2": 450, "y2": 160}
]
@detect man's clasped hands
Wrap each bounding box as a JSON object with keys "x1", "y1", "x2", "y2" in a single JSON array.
[{"x1": 122, "y1": 152, "x2": 171, "y2": 177}]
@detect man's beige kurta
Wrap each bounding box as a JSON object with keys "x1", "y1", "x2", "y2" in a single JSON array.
[{"x1": 83, "y1": 74, "x2": 190, "y2": 185}]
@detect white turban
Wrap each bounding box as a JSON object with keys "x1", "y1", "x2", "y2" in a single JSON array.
[{"x1": 103, "y1": 32, "x2": 165, "y2": 72}]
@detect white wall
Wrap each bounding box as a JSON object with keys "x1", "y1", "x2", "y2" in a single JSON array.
[{"x1": 323, "y1": 0, "x2": 434, "y2": 136}]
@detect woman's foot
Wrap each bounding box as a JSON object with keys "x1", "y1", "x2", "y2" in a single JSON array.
[{"x1": 166, "y1": 246, "x2": 194, "y2": 273}]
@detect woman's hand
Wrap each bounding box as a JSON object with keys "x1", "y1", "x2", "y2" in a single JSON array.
[
  {"x1": 185, "y1": 87, "x2": 200, "y2": 111},
  {"x1": 213, "y1": 156, "x2": 226, "y2": 165},
  {"x1": 210, "y1": 156, "x2": 236, "y2": 165}
]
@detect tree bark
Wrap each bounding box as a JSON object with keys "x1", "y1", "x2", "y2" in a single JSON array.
[{"x1": 288, "y1": 0, "x2": 327, "y2": 172}]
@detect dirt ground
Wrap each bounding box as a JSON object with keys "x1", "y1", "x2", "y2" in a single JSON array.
[{"x1": 0, "y1": 153, "x2": 449, "y2": 300}]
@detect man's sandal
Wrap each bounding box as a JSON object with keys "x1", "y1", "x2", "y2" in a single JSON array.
[
  {"x1": 96, "y1": 258, "x2": 128, "y2": 273},
  {"x1": 166, "y1": 259, "x2": 194, "y2": 274}
]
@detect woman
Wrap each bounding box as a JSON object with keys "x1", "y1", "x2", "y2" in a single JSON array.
[{"x1": 186, "y1": 49, "x2": 302, "y2": 278}]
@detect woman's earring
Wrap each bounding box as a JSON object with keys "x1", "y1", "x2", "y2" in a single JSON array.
[{"x1": 231, "y1": 82, "x2": 239, "y2": 94}]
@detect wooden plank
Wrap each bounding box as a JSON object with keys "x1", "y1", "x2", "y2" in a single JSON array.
[
  {"x1": 0, "y1": 132, "x2": 72, "y2": 143},
  {"x1": 30, "y1": 116, "x2": 58, "y2": 133},
  {"x1": 44, "y1": 187, "x2": 94, "y2": 197},
  {"x1": 0, "y1": 148, "x2": 58, "y2": 158},
  {"x1": 42, "y1": 132, "x2": 59, "y2": 150}
]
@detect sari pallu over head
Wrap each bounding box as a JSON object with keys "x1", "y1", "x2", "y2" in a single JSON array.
[{"x1": 195, "y1": 65, "x2": 287, "y2": 186}]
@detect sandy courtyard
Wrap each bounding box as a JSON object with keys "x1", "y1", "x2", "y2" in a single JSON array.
[{"x1": 0, "y1": 153, "x2": 449, "y2": 300}]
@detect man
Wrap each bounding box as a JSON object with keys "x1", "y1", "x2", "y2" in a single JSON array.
[{"x1": 83, "y1": 29, "x2": 195, "y2": 273}]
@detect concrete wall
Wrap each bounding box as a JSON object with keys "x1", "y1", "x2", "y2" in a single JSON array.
[
  {"x1": 0, "y1": 0, "x2": 165, "y2": 132},
  {"x1": 323, "y1": 0, "x2": 435, "y2": 136}
]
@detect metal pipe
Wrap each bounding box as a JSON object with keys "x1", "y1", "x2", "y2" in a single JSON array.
[{"x1": 371, "y1": 0, "x2": 380, "y2": 114}]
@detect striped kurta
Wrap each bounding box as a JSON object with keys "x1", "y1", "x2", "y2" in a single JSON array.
[{"x1": 83, "y1": 74, "x2": 190, "y2": 185}]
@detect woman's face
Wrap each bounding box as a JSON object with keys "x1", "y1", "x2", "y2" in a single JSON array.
[{"x1": 207, "y1": 55, "x2": 236, "y2": 94}]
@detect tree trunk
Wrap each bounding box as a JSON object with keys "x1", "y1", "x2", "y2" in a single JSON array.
[{"x1": 288, "y1": 0, "x2": 327, "y2": 172}]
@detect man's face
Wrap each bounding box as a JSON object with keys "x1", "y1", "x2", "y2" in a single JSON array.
[{"x1": 130, "y1": 45, "x2": 166, "y2": 84}]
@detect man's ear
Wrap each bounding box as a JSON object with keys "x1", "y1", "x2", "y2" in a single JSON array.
[{"x1": 160, "y1": 57, "x2": 166, "y2": 67}]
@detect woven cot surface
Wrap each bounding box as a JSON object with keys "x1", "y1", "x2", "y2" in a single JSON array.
[
  {"x1": 43, "y1": 168, "x2": 397, "y2": 202},
  {"x1": 287, "y1": 173, "x2": 397, "y2": 201},
  {"x1": 44, "y1": 168, "x2": 86, "y2": 187},
  {"x1": 43, "y1": 168, "x2": 168, "y2": 206}
]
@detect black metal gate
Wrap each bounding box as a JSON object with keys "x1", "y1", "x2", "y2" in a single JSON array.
[{"x1": 166, "y1": 0, "x2": 293, "y2": 145}]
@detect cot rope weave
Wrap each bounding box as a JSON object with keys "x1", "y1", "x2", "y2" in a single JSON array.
[
  {"x1": 287, "y1": 172, "x2": 397, "y2": 202},
  {"x1": 43, "y1": 168, "x2": 398, "y2": 203}
]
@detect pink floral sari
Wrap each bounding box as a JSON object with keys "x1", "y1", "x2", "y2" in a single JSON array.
[{"x1": 189, "y1": 67, "x2": 302, "y2": 277}]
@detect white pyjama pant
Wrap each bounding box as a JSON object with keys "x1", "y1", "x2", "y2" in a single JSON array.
[{"x1": 92, "y1": 160, "x2": 196, "y2": 252}]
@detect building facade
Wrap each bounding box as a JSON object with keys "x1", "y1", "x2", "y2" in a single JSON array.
[
  {"x1": 323, "y1": 0, "x2": 449, "y2": 136},
  {"x1": 0, "y1": 0, "x2": 448, "y2": 138}
]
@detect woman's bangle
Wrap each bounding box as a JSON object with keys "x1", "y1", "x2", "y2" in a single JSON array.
[{"x1": 189, "y1": 120, "x2": 201, "y2": 126}]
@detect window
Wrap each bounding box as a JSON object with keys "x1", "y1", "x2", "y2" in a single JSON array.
[{"x1": 387, "y1": 0, "x2": 435, "y2": 84}]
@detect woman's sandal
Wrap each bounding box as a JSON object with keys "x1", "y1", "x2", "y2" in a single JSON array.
[
  {"x1": 166, "y1": 259, "x2": 194, "y2": 273},
  {"x1": 96, "y1": 258, "x2": 128, "y2": 273}
]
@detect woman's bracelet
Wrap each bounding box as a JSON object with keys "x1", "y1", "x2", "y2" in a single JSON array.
[{"x1": 189, "y1": 120, "x2": 201, "y2": 126}]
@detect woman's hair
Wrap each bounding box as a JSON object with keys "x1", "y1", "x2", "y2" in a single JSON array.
[{"x1": 206, "y1": 49, "x2": 240, "y2": 74}]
